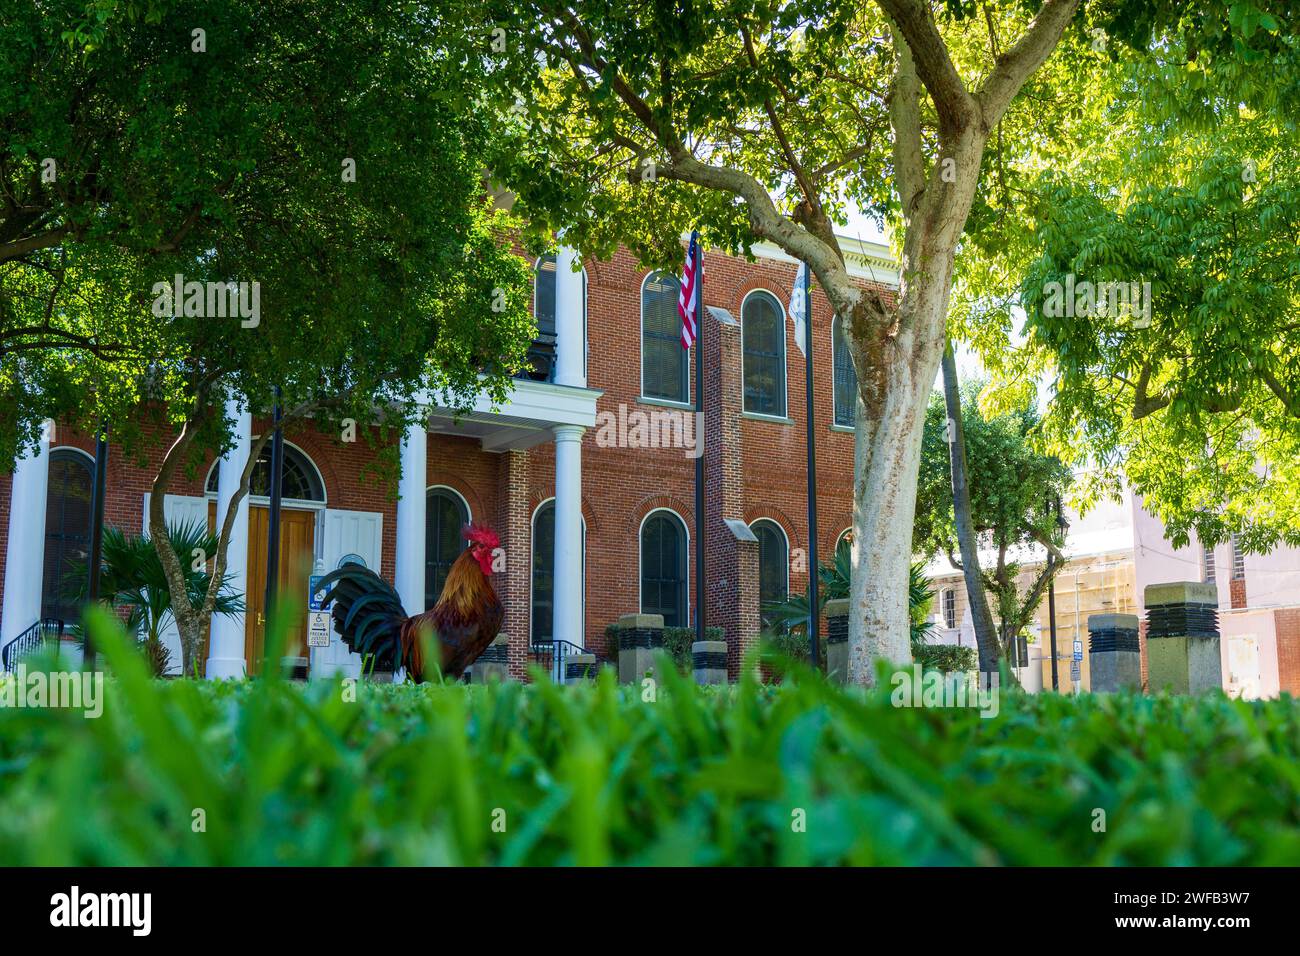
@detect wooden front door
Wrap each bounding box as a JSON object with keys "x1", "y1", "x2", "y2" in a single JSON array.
[{"x1": 244, "y1": 507, "x2": 316, "y2": 674}]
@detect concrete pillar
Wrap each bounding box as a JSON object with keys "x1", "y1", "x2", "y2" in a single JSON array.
[
  {"x1": 554, "y1": 245, "x2": 585, "y2": 388},
  {"x1": 615, "y1": 612, "x2": 664, "y2": 683},
  {"x1": 1145, "y1": 581, "x2": 1222, "y2": 694},
  {"x1": 1088, "y1": 612, "x2": 1141, "y2": 692},
  {"x1": 565, "y1": 651, "x2": 598, "y2": 684},
  {"x1": 469, "y1": 636, "x2": 510, "y2": 684},
  {"x1": 206, "y1": 402, "x2": 251, "y2": 679},
  {"x1": 395, "y1": 411, "x2": 428, "y2": 614},
  {"x1": 552, "y1": 424, "x2": 584, "y2": 649},
  {"x1": 692, "y1": 641, "x2": 728, "y2": 685},
  {"x1": 822, "y1": 598, "x2": 849, "y2": 684},
  {"x1": 1, "y1": 420, "x2": 52, "y2": 645}
]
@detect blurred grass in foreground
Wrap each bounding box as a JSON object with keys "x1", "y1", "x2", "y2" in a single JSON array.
[{"x1": 0, "y1": 607, "x2": 1297, "y2": 865}]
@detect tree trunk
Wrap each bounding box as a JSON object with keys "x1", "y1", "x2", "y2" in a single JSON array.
[{"x1": 940, "y1": 341, "x2": 1000, "y2": 672}]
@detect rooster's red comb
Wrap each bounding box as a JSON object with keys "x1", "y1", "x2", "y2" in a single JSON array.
[{"x1": 463, "y1": 523, "x2": 500, "y2": 550}]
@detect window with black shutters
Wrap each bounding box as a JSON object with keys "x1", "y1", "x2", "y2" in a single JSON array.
[
  {"x1": 752, "y1": 520, "x2": 788, "y2": 629},
  {"x1": 942, "y1": 588, "x2": 957, "y2": 629},
  {"x1": 640, "y1": 511, "x2": 687, "y2": 627},
  {"x1": 742, "y1": 291, "x2": 786, "y2": 416},
  {"x1": 41, "y1": 450, "x2": 94, "y2": 625},
  {"x1": 833, "y1": 315, "x2": 858, "y2": 426},
  {"x1": 425, "y1": 489, "x2": 469, "y2": 607},
  {"x1": 642, "y1": 271, "x2": 689, "y2": 403}
]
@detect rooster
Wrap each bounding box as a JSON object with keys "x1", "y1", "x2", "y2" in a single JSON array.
[{"x1": 315, "y1": 524, "x2": 504, "y2": 681}]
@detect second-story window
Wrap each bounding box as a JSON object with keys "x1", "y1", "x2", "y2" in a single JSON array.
[
  {"x1": 942, "y1": 588, "x2": 957, "y2": 629},
  {"x1": 833, "y1": 315, "x2": 858, "y2": 427},
  {"x1": 531, "y1": 254, "x2": 588, "y2": 381},
  {"x1": 642, "y1": 271, "x2": 689, "y2": 403},
  {"x1": 742, "y1": 291, "x2": 786, "y2": 417}
]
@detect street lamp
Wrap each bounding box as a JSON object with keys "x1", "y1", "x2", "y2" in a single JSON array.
[{"x1": 1047, "y1": 495, "x2": 1068, "y2": 691}]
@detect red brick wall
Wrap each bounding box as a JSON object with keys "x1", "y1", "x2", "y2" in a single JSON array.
[
  {"x1": 1275, "y1": 608, "x2": 1300, "y2": 695},
  {"x1": 2, "y1": 243, "x2": 887, "y2": 671},
  {"x1": 1230, "y1": 578, "x2": 1247, "y2": 610}
]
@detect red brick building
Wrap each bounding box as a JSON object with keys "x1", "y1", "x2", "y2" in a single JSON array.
[{"x1": 0, "y1": 236, "x2": 899, "y2": 680}]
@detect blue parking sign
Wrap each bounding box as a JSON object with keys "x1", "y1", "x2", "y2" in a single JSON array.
[{"x1": 309, "y1": 575, "x2": 327, "y2": 612}]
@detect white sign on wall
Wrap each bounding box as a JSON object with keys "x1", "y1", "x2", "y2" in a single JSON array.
[{"x1": 307, "y1": 610, "x2": 332, "y2": 648}]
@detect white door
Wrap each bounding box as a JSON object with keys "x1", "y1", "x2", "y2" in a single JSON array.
[
  {"x1": 141, "y1": 493, "x2": 210, "y2": 675},
  {"x1": 312, "y1": 508, "x2": 384, "y2": 678}
]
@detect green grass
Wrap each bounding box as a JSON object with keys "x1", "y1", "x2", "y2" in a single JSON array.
[{"x1": 0, "y1": 607, "x2": 1298, "y2": 865}]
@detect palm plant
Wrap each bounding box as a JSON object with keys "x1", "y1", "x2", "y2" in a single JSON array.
[
  {"x1": 763, "y1": 539, "x2": 936, "y2": 653},
  {"x1": 66, "y1": 519, "x2": 245, "y2": 677}
]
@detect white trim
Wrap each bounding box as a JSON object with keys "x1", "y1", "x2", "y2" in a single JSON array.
[
  {"x1": 48, "y1": 445, "x2": 96, "y2": 467},
  {"x1": 528, "y1": 497, "x2": 587, "y2": 644},
  {"x1": 749, "y1": 518, "x2": 790, "y2": 601},
  {"x1": 740, "y1": 288, "x2": 788, "y2": 418},
  {"x1": 426, "y1": 484, "x2": 472, "y2": 524},
  {"x1": 202, "y1": 437, "x2": 327, "y2": 507},
  {"x1": 639, "y1": 269, "x2": 691, "y2": 405},
  {"x1": 836, "y1": 527, "x2": 852, "y2": 550},
  {"x1": 637, "y1": 507, "x2": 691, "y2": 626}
]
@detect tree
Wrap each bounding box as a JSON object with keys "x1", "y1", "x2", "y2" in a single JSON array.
[
  {"x1": 942, "y1": 2, "x2": 1298, "y2": 557},
  {"x1": 3, "y1": 0, "x2": 536, "y2": 671},
  {"x1": 476, "y1": 0, "x2": 1194, "y2": 683},
  {"x1": 914, "y1": 379, "x2": 1071, "y2": 660},
  {"x1": 68, "y1": 519, "x2": 245, "y2": 676},
  {"x1": 940, "y1": 340, "x2": 999, "y2": 672}
]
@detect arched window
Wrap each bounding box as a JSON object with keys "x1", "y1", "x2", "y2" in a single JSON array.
[
  {"x1": 642, "y1": 271, "x2": 689, "y2": 403},
  {"x1": 640, "y1": 510, "x2": 688, "y2": 627},
  {"x1": 751, "y1": 519, "x2": 789, "y2": 628},
  {"x1": 532, "y1": 254, "x2": 588, "y2": 380},
  {"x1": 832, "y1": 315, "x2": 858, "y2": 426},
  {"x1": 742, "y1": 291, "x2": 786, "y2": 416},
  {"x1": 42, "y1": 449, "x2": 94, "y2": 624},
  {"x1": 425, "y1": 488, "x2": 469, "y2": 606},
  {"x1": 205, "y1": 442, "x2": 325, "y2": 502},
  {"x1": 530, "y1": 500, "x2": 586, "y2": 644}
]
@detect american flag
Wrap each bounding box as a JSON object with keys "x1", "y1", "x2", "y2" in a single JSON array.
[{"x1": 678, "y1": 231, "x2": 701, "y2": 350}]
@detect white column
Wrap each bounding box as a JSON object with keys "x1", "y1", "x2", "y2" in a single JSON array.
[
  {"x1": 206, "y1": 400, "x2": 251, "y2": 679},
  {"x1": 1, "y1": 421, "x2": 52, "y2": 645},
  {"x1": 394, "y1": 413, "x2": 428, "y2": 616},
  {"x1": 553, "y1": 424, "x2": 584, "y2": 650},
  {"x1": 554, "y1": 245, "x2": 586, "y2": 388}
]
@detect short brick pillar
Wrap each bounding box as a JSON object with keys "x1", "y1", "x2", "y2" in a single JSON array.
[
  {"x1": 615, "y1": 613, "x2": 664, "y2": 684},
  {"x1": 692, "y1": 641, "x2": 728, "y2": 685},
  {"x1": 822, "y1": 598, "x2": 849, "y2": 684},
  {"x1": 565, "y1": 652, "x2": 599, "y2": 684},
  {"x1": 469, "y1": 636, "x2": 511, "y2": 684},
  {"x1": 1088, "y1": 612, "x2": 1141, "y2": 692},
  {"x1": 1145, "y1": 582, "x2": 1222, "y2": 694}
]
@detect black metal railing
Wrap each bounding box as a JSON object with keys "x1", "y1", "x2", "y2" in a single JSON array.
[
  {"x1": 2, "y1": 618, "x2": 65, "y2": 672},
  {"x1": 518, "y1": 332, "x2": 558, "y2": 383},
  {"x1": 527, "y1": 637, "x2": 610, "y2": 682}
]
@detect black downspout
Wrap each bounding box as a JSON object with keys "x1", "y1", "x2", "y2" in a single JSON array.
[{"x1": 84, "y1": 425, "x2": 108, "y2": 671}]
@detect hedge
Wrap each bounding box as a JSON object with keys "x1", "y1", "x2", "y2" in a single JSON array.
[{"x1": 0, "y1": 609, "x2": 1297, "y2": 865}]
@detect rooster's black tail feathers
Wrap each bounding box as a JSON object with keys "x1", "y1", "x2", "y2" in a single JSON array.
[{"x1": 315, "y1": 563, "x2": 406, "y2": 670}]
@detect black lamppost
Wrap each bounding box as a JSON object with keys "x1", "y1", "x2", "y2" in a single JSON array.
[{"x1": 1046, "y1": 495, "x2": 1068, "y2": 691}]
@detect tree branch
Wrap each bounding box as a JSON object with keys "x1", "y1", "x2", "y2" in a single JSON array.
[{"x1": 975, "y1": 0, "x2": 1082, "y2": 126}]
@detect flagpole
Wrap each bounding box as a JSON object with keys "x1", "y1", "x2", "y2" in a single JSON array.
[
  {"x1": 804, "y1": 269, "x2": 821, "y2": 670},
  {"x1": 694, "y1": 238, "x2": 706, "y2": 648}
]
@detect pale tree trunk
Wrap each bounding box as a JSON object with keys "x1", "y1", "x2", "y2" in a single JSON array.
[
  {"x1": 149, "y1": 393, "x2": 276, "y2": 677},
  {"x1": 617, "y1": 0, "x2": 1081, "y2": 686},
  {"x1": 940, "y1": 341, "x2": 1000, "y2": 672}
]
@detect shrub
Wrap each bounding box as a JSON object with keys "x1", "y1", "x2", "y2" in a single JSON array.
[
  {"x1": 914, "y1": 644, "x2": 977, "y2": 673},
  {"x1": 604, "y1": 623, "x2": 724, "y2": 672},
  {"x1": 2, "y1": 609, "x2": 1297, "y2": 865}
]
